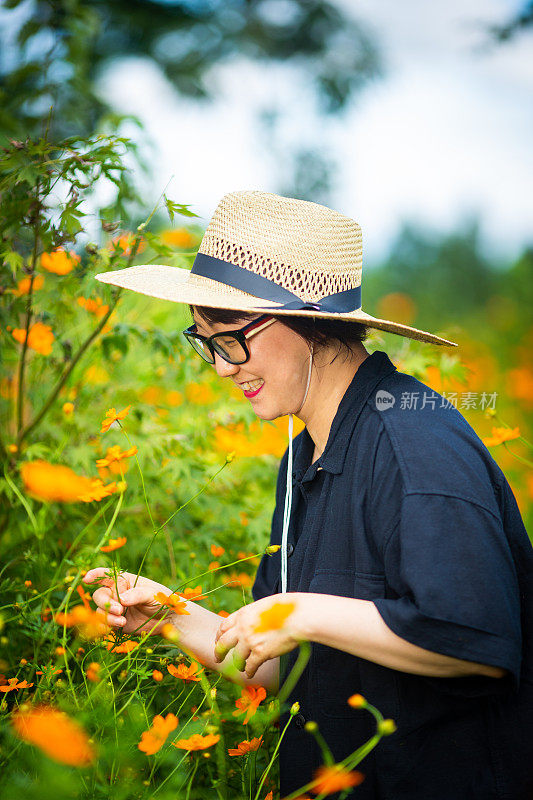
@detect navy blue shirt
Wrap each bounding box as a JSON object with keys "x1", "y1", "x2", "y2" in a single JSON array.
[{"x1": 252, "y1": 350, "x2": 533, "y2": 799}]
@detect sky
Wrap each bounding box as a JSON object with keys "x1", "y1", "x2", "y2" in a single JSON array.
[{"x1": 98, "y1": 0, "x2": 533, "y2": 266}]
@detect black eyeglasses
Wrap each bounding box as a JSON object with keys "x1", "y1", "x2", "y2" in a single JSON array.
[{"x1": 182, "y1": 314, "x2": 277, "y2": 365}]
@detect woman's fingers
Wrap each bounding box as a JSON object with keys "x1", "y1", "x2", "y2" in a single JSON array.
[
  {"x1": 91, "y1": 586, "x2": 123, "y2": 614},
  {"x1": 232, "y1": 641, "x2": 251, "y2": 672},
  {"x1": 214, "y1": 628, "x2": 240, "y2": 662},
  {"x1": 95, "y1": 607, "x2": 124, "y2": 628}
]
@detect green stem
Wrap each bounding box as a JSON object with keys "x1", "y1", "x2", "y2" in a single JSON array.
[
  {"x1": 133, "y1": 458, "x2": 231, "y2": 587},
  {"x1": 16, "y1": 287, "x2": 123, "y2": 446},
  {"x1": 16, "y1": 208, "x2": 40, "y2": 437},
  {"x1": 253, "y1": 715, "x2": 293, "y2": 800}
]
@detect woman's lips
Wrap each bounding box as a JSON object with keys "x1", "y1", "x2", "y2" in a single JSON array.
[{"x1": 243, "y1": 382, "x2": 264, "y2": 398}]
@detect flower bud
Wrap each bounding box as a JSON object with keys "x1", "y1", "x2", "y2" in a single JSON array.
[
  {"x1": 304, "y1": 721, "x2": 318, "y2": 733},
  {"x1": 347, "y1": 693, "x2": 366, "y2": 708},
  {"x1": 265, "y1": 545, "x2": 281, "y2": 555},
  {"x1": 378, "y1": 719, "x2": 397, "y2": 736},
  {"x1": 290, "y1": 702, "x2": 300, "y2": 716}
]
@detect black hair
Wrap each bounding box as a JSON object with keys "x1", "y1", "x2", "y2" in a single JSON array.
[{"x1": 188, "y1": 304, "x2": 368, "y2": 364}]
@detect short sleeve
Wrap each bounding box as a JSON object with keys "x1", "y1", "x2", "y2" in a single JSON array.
[{"x1": 373, "y1": 492, "x2": 522, "y2": 695}]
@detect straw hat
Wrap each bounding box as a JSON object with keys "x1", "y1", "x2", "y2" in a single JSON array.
[{"x1": 95, "y1": 190, "x2": 456, "y2": 347}]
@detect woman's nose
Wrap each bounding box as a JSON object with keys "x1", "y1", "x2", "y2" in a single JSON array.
[{"x1": 213, "y1": 352, "x2": 240, "y2": 378}]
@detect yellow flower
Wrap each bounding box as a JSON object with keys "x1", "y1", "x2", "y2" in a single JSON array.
[
  {"x1": 160, "y1": 228, "x2": 197, "y2": 248},
  {"x1": 41, "y1": 248, "x2": 80, "y2": 275},
  {"x1": 185, "y1": 382, "x2": 216, "y2": 405},
  {"x1": 62, "y1": 402, "x2": 74, "y2": 415},
  {"x1": 84, "y1": 365, "x2": 109, "y2": 385}
]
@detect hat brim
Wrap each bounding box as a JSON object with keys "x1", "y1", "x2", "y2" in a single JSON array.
[{"x1": 95, "y1": 264, "x2": 457, "y2": 347}]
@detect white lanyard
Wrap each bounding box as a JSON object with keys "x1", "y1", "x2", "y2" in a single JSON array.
[{"x1": 280, "y1": 344, "x2": 313, "y2": 595}]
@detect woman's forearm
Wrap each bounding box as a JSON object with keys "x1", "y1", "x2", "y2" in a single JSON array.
[
  {"x1": 167, "y1": 601, "x2": 279, "y2": 693},
  {"x1": 294, "y1": 593, "x2": 506, "y2": 679}
]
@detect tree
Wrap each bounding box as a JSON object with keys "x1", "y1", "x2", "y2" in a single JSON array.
[{"x1": 0, "y1": 0, "x2": 382, "y2": 141}]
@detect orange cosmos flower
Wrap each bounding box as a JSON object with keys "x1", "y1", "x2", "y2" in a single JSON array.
[
  {"x1": 77, "y1": 478, "x2": 117, "y2": 502},
  {"x1": 254, "y1": 602, "x2": 295, "y2": 633},
  {"x1": 104, "y1": 635, "x2": 139, "y2": 654},
  {"x1": 55, "y1": 646, "x2": 65, "y2": 655},
  {"x1": 482, "y1": 426, "x2": 521, "y2": 447},
  {"x1": 311, "y1": 765, "x2": 365, "y2": 794},
  {"x1": 109, "y1": 233, "x2": 146, "y2": 256},
  {"x1": 233, "y1": 686, "x2": 267, "y2": 724},
  {"x1": 11, "y1": 705, "x2": 95, "y2": 766},
  {"x1": 36, "y1": 666, "x2": 62, "y2": 677},
  {"x1": 228, "y1": 736, "x2": 263, "y2": 756},
  {"x1": 208, "y1": 561, "x2": 220, "y2": 571},
  {"x1": 264, "y1": 793, "x2": 273, "y2": 800},
  {"x1": 178, "y1": 586, "x2": 205, "y2": 601},
  {"x1": 172, "y1": 733, "x2": 220, "y2": 751},
  {"x1": 0, "y1": 677, "x2": 34, "y2": 693},
  {"x1": 77, "y1": 296, "x2": 109, "y2": 318},
  {"x1": 14, "y1": 274, "x2": 45, "y2": 295},
  {"x1": 41, "y1": 248, "x2": 80, "y2": 275},
  {"x1": 62, "y1": 402, "x2": 74, "y2": 415},
  {"x1": 138, "y1": 713, "x2": 178, "y2": 755},
  {"x1": 21, "y1": 460, "x2": 97, "y2": 503},
  {"x1": 12, "y1": 322, "x2": 54, "y2": 355},
  {"x1": 211, "y1": 545, "x2": 225, "y2": 558},
  {"x1": 225, "y1": 572, "x2": 253, "y2": 589},
  {"x1": 96, "y1": 445, "x2": 137, "y2": 469},
  {"x1": 154, "y1": 592, "x2": 190, "y2": 615},
  {"x1": 100, "y1": 536, "x2": 127, "y2": 553},
  {"x1": 86, "y1": 663, "x2": 101, "y2": 682},
  {"x1": 55, "y1": 605, "x2": 109, "y2": 639},
  {"x1": 101, "y1": 405, "x2": 132, "y2": 433},
  {"x1": 167, "y1": 661, "x2": 202, "y2": 682},
  {"x1": 152, "y1": 669, "x2": 163, "y2": 682}
]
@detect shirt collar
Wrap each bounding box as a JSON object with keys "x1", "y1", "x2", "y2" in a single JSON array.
[{"x1": 293, "y1": 350, "x2": 398, "y2": 482}]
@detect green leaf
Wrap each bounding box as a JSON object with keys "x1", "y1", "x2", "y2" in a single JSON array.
[
  {"x1": 164, "y1": 196, "x2": 200, "y2": 222},
  {"x1": 2, "y1": 250, "x2": 24, "y2": 274}
]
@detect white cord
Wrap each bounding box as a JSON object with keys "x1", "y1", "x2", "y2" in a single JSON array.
[{"x1": 280, "y1": 344, "x2": 314, "y2": 594}]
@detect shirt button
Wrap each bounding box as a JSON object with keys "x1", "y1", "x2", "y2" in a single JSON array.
[
  {"x1": 287, "y1": 543, "x2": 294, "y2": 557},
  {"x1": 294, "y1": 713, "x2": 306, "y2": 729}
]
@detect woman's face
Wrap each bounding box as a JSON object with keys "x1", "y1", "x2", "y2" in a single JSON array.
[{"x1": 192, "y1": 312, "x2": 313, "y2": 420}]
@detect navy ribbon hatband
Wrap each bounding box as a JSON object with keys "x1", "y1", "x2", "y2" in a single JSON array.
[{"x1": 191, "y1": 252, "x2": 361, "y2": 313}]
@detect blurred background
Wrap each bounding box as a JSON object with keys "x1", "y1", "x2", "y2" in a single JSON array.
[{"x1": 1, "y1": 0, "x2": 532, "y2": 526}]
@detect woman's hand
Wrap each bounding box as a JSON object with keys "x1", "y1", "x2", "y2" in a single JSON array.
[
  {"x1": 213, "y1": 593, "x2": 309, "y2": 679},
  {"x1": 83, "y1": 567, "x2": 175, "y2": 636}
]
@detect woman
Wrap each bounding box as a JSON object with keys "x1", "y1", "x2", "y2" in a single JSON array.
[{"x1": 84, "y1": 191, "x2": 533, "y2": 799}]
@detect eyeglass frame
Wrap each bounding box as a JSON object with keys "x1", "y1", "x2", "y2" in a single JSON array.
[{"x1": 182, "y1": 313, "x2": 277, "y2": 365}]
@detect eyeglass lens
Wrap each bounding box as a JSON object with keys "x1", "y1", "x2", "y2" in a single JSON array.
[{"x1": 185, "y1": 332, "x2": 247, "y2": 365}]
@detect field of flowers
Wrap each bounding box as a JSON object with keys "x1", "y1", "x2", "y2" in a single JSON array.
[{"x1": 0, "y1": 133, "x2": 531, "y2": 799}]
